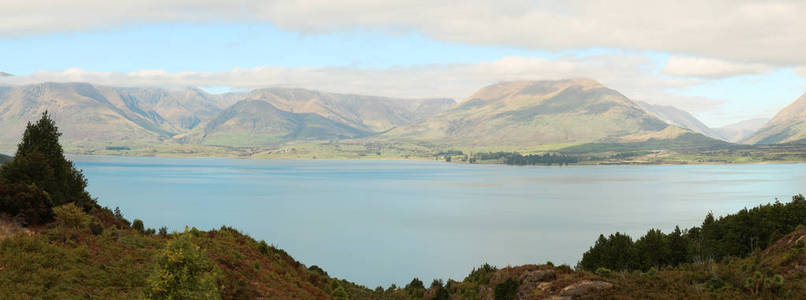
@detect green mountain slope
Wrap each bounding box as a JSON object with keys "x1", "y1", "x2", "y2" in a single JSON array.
[
  {"x1": 744, "y1": 93, "x2": 806, "y2": 144},
  {"x1": 381, "y1": 79, "x2": 681, "y2": 147},
  {"x1": 244, "y1": 87, "x2": 455, "y2": 132},
  {"x1": 189, "y1": 100, "x2": 372, "y2": 146}
]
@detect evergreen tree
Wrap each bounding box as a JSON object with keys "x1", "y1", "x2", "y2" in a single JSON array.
[{"x1": 0, "y1": 112, "x2": 95, "y2": 210}]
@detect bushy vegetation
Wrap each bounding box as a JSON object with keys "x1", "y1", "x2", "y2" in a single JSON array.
[
  {"x1": 0, "y1": 183, "x2": 52, "y2": 225},
  {"x1": 0, "y1": 112, "x2": 96, "y2": 214},
  {"x1": 580, "y1": 194, "x2": 806, "y2": 271},
  {"x1": 145, "y1": 232, "x2": 220, "y2": 299},
  {"x1": 471, "y1": 152, "x2": 578, "y2": 165}
]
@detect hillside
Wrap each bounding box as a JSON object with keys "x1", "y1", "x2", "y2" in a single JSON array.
[
  {"x1": 714, "y1": 118, "x2": 769, "y2": 143},
  {"x1": 0, "y1": 154, "x2": 9, "y2": 163},
  {"x1": 0, "y1": 83, "x2": 243, "y2": 149},
  {"x1": 0, "y1": 83, "x2": 456, "y2": 151},
  {"x1": 744, "y1": 93, "x2": 806, "y2": 144},
  {"x1": 636, "y1": 101, "x2": 723, "y2": 140},
  {"x1": 381, "y1": 79, "x2": 686, "y2": 147},
  {"x1": 187, "y1": 100, "x2": 372, "y2": 146},
  {"x1": 244, "y1": 88, "x2": 455, "y2": 133}
]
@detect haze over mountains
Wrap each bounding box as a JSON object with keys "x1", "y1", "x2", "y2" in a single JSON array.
[
  {"x1": 744, "y1": 93, "x2": 806, "y2": 144},
  {"x1": 0, "y1": 79, "x2": 802, "y2": 153},
  {"x1": 636, "y1": 101, "x2": 723, "y2": 140}
]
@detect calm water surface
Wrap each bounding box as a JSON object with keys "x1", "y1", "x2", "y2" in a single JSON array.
[{"x1": 71, "y1": 155, "x2": 806, "y2": 288}]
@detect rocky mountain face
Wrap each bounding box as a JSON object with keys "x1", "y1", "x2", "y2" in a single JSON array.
[
  {"x1": 714, "y1": 118, "x2": 769, "y2": 143},
  {"x1": 636, "y1": 101, "x2": 723, "y2": 140},
  {"x1": 744, "y1": 93, "x2": 806, "y2": 144},
  {"x1": 381, "y1": 79, "x2": 685, "y2": 147}
]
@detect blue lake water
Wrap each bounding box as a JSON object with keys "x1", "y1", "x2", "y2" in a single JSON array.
[{"x1": 71, "y1": 155, "x2": 806, "y2": 288}]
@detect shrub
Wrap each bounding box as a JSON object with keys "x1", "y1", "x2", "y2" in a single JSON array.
[
  {"x1": 257, "y1": 240, "x2": 270, "y2": 255},
  {"x1": 158, "y1": 226, "x2": 168, "y2": 237},
  {"x1": 595, "y1": 267, "x2": 613, "y2": 277},
  {"x1": 705, "y1": 275, "x2": 725, "y2": 290},
  {"x1": 332, "y1": 285, "x2": 349, "y2": 300},
  {"x1": 494, "y1": 278, "x2": 519, "y2": 300},
  {"x1": 404, "y1": 278, "x2": 426, "y2": 298},
  {"x1": 145, "y1": 233, "x2": 220, "y2": 299},
  {"x1": 53, "y1": 203, "x2": 89, "y2": 230},
  {"x1": 0, "y1": 183, "x2": 52, "y2": 226},
  {"x1": 465, "y1": 263, "x2": 498, "y2": 284},
  {"x1": 308, "y1": 265, "x2": 328, "y2": 276},
  {"x1": 89, "y1": 220, "x2": 103, "y2": 235},
  {"x1": 132, "y1": 219, "x2": 144, "y2": 233}
]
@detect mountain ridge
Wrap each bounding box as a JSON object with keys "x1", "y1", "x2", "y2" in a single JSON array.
[
  {"x1": 744, "y1": 93, "x2": 806, "y2": 144},
  {"x1": 380, "y1": 79, "x2": 686, "y2": 147}
]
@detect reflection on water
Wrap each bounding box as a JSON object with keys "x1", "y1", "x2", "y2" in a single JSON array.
[{"x1": 71, "y1": 155, "x2": 806, "y2": 288}]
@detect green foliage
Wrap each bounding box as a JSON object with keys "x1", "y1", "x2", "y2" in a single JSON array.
[
  {"x1": 132, "y1": 219, "x2": 144, "y2": 233},
  {"x1": 53, "y1": 203, "x2": 89, "y2": 230},
  {"x1": 704, "y1": 275, "x2": 726, "y2": 291},
  {"x1": 332, "y1": 284, "x2": 349, "y2": 300},
  {"x1": 579, "y1": 232, "x2": 636, "y2": 271},
  {"x1": 581, "y1": 194, "x2": 806, "y2": 272},
  {"x1": 404, "y1": 278, "x2": 425, "y2": 298},
  {"x1": 595, "y1": 267, "x2": 613, "y2": 277},
  {"x1": 472, "y1": 152, "x2": 578, "y2": 165},
  {"x1": 465, "y1": 263, "x2": 498, "y2": 284},
  {"x1": 145, "y1": 233, "x2": 220, "y2": 299},
  {"x1": 0, "y1": 183, "x2": 52, "y2": 226},
  {"x1": 0, "y1": 112, "x2": 95, "y2": 210},
  {"x1": 308, "y1": 265, "x2": 328, "y2": 276},
  {"x1": 493, "y1": 278, "x2": 519, "y2": 300},
  {"x1": 432, "y1": 279, "x2": 450, "y2": 300},
  {"x1": 257, "y1": 240, "x2": 270, "y2": 255},
  {"x1": 89, "y1": 220, "x2": 103, "y2": 235}
]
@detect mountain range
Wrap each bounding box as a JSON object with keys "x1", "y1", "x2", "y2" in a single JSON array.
[
  {"x1": 0, "y1": 79, "x2": 802, "y2": 154},
  {"x1": 381, "y1": 79, "x2": 681, "y2": 147}
]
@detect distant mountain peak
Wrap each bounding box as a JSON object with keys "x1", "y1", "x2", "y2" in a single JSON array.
[
  {"x1": 635, "y1": 101, "x2": 724, "y2": 140},
  {"x1": 0, "y1": 72, "x2": 12, "y2": 77},
  {"x1": 382, "y1": 79, "x2": 687, "y2": 147}
]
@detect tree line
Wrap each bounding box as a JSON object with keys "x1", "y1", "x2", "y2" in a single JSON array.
[
  {"x1": 470, "y1": 152, "x2": 578, "y2": 166},
  {"x1": 579, "y1": 194, "x2": 806, "y2": 272}
]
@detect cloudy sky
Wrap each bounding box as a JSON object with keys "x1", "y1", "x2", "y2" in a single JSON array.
[{"x1": 2, "y1": 0, "x2": 806, "y2": 127}]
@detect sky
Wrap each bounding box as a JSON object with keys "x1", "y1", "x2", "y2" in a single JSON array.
[{"x1": 2, "y1": 0, "x2": 806, "y2": 127}]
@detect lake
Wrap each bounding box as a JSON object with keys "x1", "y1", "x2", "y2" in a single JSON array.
[{"x1": 71, "y1": 155, "x2": 806, "y2": 288}]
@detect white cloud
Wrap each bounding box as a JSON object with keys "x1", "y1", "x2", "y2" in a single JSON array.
[
  {"x1": 0, "y1": 54, "x2": 713, "y2": 109},
  {"x1": 662, "y1": 57, "x2": 774, "y2": 78},
  {"x1": 4, "y1": 0, "x2": 806, "y2": 66}
]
